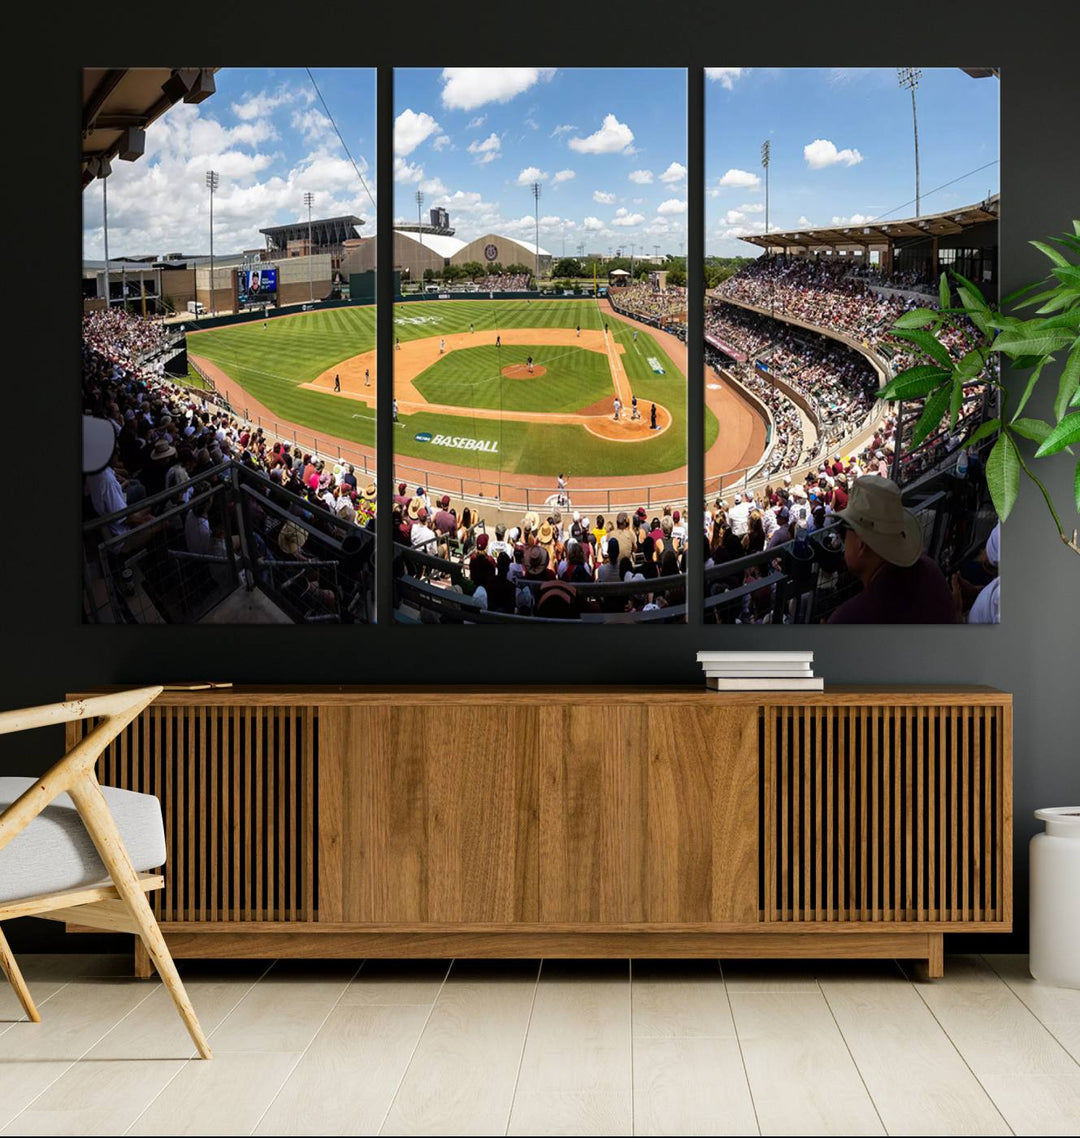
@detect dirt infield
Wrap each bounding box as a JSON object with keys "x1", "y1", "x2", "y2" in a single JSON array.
[{"x1": 502, "y1": 363, "x2": 546, "y2": 379}]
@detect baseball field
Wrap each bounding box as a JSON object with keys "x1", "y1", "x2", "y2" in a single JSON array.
[{"x1": 187, "y1": 298, "x2": 720, "y2": 480}]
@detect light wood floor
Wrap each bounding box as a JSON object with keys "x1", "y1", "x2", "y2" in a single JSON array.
[{"x1": 1, "y1": 953, "x2": 1077, "y2": 1136}]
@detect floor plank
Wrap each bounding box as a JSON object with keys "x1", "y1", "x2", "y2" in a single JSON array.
[
  {"x1": 207, "y1": 959, "x2": 357, "y2": 1053},
  {"x1": 382, "y1": 960, "x2": 540, "y2": 1136},
  {"x1": 126, "y1": 1050, "x2": 302, "y2": 1136},
  {"x1": 254, "y1": 1005, "x2": 432, "y2": 1137},
  {"x1": 0, "y1": 978, "x2": 159, "y2": 1130},
  {"x1": 976, "y1": 1073, "x2": 1080, "y2": 1137},
  {"x1": 984, "y1": 954, "x2": 1080, "y2": 1064},
  {"x1": 729, "y1": 991, "x2": 884, "y2": 1136},
  {"x1": 1, "y1": 1059, "x2": 185, "y2": 1137},
  {"x1": 507, "y1": 961, "x2": 633, "y2": 1137},
  {"x1": 633, "y1": 1036, "x2": 758, "y2": 1136},
  {"x1": 819, "y1": 971, "x2": 1011, "y2": 1135},
  {"x1": 339, "y1": 959, "x2": 452, "y2": 1007},
  {"x1": 631, "y1": 960, "x2": 735, "y2": 1038}
]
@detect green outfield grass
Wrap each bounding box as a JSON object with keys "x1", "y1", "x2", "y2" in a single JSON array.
[
  {"x1": 413, "y1": 344, "x2": 614, "y2": 413},
  {"x1": 186, "y1": 299, "x2": 718, "y2": 477}
]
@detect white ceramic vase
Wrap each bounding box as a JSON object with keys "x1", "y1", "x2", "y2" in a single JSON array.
[{"x1": 1029, "y1": 807, "x2": 1080, "y2": 989}]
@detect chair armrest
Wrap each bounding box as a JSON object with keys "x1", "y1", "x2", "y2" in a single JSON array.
[{"x1": 0, "y1": 687, "x2": 162, "y2": 736}]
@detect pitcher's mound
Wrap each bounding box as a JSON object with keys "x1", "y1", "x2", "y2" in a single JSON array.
[{"x1": 502, "y1": 363, "x2": 546, "y2": 379}]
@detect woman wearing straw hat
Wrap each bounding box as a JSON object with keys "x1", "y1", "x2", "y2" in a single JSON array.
[{"x1": 828, "y1": 476, "x2": 954, "y2": 624}]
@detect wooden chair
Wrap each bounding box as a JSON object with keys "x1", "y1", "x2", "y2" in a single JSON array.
[{"x1": 0, "y1": 686, "x2": 212, "y2": 1059}]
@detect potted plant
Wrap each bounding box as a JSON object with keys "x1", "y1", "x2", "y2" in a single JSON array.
[{"x1": 879, "y1": 219, "x2": 1079, "y2": 555}]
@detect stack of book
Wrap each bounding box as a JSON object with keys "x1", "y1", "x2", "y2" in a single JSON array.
[{"x1": 697, "y1": 651, "x2": 823, "y2": 691}]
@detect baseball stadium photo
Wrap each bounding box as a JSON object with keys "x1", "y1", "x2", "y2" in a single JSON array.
[
  {"x1": 386, "y1": 67, "x2": 693, "y2": 623},
  {"x1": 81, "y1": 67, "x2": 379, "y2": 624},
  {"x1": 698, "y1": 67, "x2": 1001, "y2": 624}
]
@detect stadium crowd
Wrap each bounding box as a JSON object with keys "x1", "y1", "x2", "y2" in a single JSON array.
[
  {"x1": 610, "y1": 281, "x2": 689, "y2": 325},
  {"x1": 393, "y1": 491, "x2": 689, "y2": 621},
  {"x1": 82, "y1": 310, "x2": 375, "y2": 621},
  {"x1": 474, "y1": 272, "x2": 530, "y2": 291}
]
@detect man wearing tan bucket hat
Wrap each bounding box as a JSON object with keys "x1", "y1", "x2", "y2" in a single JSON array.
[{"x1": 828, "y1": 475, "x2": 955, "y2": 624}]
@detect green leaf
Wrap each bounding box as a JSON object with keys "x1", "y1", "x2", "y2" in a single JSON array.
[
  {"x1": 993, "y1": 325, "x2": 1075, "y2": 358},
  {"x1": 1049, "y1": 233, "x2": 1080, "y2": 253},
  {"x1": 951, "y1": 271, "x2": 989, "y2": 307},
  {"x1": 1035, "y1": 289, "x2": 1080, "y2": 315},
  {"x1": 1034, "y1": 412, "x2": 1080, "y2": 457},
  {"x1": 950, "y1": 376, "x2": 964, "y2": 430},
  {"x1": 1010, "y1": 417, "x2": 1052, "y2": 444},
  {"x1": 893, "y1": 307, "x2": 939, "y2": 329},
  {"x1": 879, "y1": 365, "x2": 952, "y2": 401},
  {"x1": 1075, "y1": 458, "x2": 1080, "y2": 516},
  {"x1": 1003, "y1": 277, "x2": 1052, "y2": 307},
  {"x1": 939, "y1": 272, "x2": 951, "y2": 311},
  {"x1": 911, "y1": 386, "x2": 951, "y2": 447},
  {"x1": 986, "y1": 433, "x2": 1021, "y2": 522},
  {"x1": 1010, "y1": 358, "x2": 1049, "y2": 421},
  {"x1": 1072, "y1": 383, "x2": 1080, "y2": 409},
  {"x1": 889, "y1": 328, "x2": 956, "y2": 370},
  {"x1": 1074, "y1": 220, "x2": 1080, "y2": 238},
  {"x1": 1051, "y1": 265, "x2": 1080, "y2": 288},
  {"x1": 1056, "y1": 343, "x2": 1080, "y2": 422},
  {"x1": 1012, "y1": 285, "x2": 1066, "y2": 310},
  {"x1": 1031, "y1": 240, "x2": 1070, "y2": 268},
  {"x1": 956, "y1": 348, "x2": 988, "y2": 379},
  {"x1": 964, "y1": 418, "x2": 1001, "y2": 448}
]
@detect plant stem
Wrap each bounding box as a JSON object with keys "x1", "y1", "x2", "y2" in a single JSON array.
[{"x1": 1010, "y1": 434, "x2": 1080, "y2": 557}]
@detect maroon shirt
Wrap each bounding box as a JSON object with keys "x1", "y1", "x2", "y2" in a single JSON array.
[{"x1": 828, "y1": 555, "x2": 956, "y2": 624}]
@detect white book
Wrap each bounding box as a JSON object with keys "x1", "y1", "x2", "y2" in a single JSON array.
[
  {"x1": 706, "y1": 677, "x2": 824, "y2": 691},
  {"x1": 705, "y1": 664, "x2": 814, "y2": 673},
  {"x1": 702, "y1": 661, "x2": 812, "y2": 672},
  {"x1": 696, "y1": 650, "x2": 813, "y2": 663}
]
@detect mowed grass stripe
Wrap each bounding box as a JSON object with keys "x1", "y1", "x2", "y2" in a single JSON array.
[{"x1": 413, "y1": 344, "x2": 614, "y2": 414}]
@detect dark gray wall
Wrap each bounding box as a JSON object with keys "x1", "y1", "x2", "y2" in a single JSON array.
[{"x1": 3, "y1": 11, "x2": 1078, "y2": 953}]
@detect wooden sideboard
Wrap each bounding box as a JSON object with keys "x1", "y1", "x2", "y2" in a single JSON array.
[{"x1": 66, "y1": 686, "x2": 1012, "y2": 977}]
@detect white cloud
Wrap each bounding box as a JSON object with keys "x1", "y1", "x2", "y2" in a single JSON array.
[
  {"x1": 724, "y1": 209, "x2": 746, "y2": 224},
  {"x1": 552, "y1": 169, "x2": 575, "y2": 184},
  {"x1": 629, "y1": 169, "x2": 654, "y2": 185},
  {"x1": 419, "y1": 176, "x2": 447, "y2": 196},
  {"x1": 831, "y1": 213, "x2": 874, "y2": 225},
  {"x1": 719, "y1": 224, "x2": 758, "y2": 239},
  {"x1": 797, "y1": 215, "x2": 812, "y2": 227},
  {"x1": 705, "y1": 68, "x2": 746, "y2": 89},
  {"x1": 393, "y1": 156, "x2": 424, "y2": 183},
  {"x1": 739, "y1": 202, "x2": 765, "y2": 214},
  {"x1": 231, "y1": 89, "x2": 293, "y2": 120},
  {"x1": 440, "y1": 68, "x2": 556, "y2": 111},
  {"x1": 612, "y1": 208, "x2": 645, "y2": 227},
  {"x1": 290, "y1": 108, "x2": 332, "y2": 143},
  {"x1": 524, "y1": 117, "x2": 539, "y2": 130},
  {"x1": 718, "y1": 168, "x2": 761, "y2": 189},
  {"x1": 568, "y1": 113, "x2": 634, "y2": 155},
  {"x1": 516, "y1": 165, "x2": 548, "y2": 185},
  {"x1": 582, "y1": 216, "x2": 604, "y2": 231},
  {"x1": 550, "y1": 123, "x2": 576, "y2": 138},
  {"x1": 804, "y1": 138, "x2": 864, "y2": 169},
  {"x1": 593, "y1": 189, "x2": 616, "y2": 204},
  {"x1": 467, "y1": 132, "x2": 502, "y2": 164},
  {"x1": 659, "y1": 161, "x2": 687, "y2": 184},
  {"x1": 657, "y1": 199, "x2": 687, "y2": 215},
  {"x1": 394, "y1": 108, "x2": 441, "y2": 156},
  {"x1": 467, "y1": 115, "x2": 486, "y2": 129},
  {"x1": 431, "y1": 134, "x2": 452, "y2": 152}
]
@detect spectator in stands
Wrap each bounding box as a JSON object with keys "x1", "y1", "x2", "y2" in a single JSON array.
[{"x1": 828, "y1": 476, "x2": 955, "y2": 623}]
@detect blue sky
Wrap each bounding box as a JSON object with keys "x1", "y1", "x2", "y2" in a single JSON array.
[
  {"x1": 705, "y1": 67, "x2": 1000, "y2": 257},
  {"x1": 393, "y1": 69, "x2": 687, "y2": 257},
  {"x1": 82, "y1": 68, "x2": 376, "y2": 259}
]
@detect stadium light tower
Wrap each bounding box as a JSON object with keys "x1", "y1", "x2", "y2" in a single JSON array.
[
  {"x1": 897, "y1": 68, "x2": 922, "y2": 216},
  {"x1": 304, "y1": 191, "x2": 314, "y2": 302},
  {"x1": 531, "y1": 182, "x2": 542, "y2": 280},
  {"x1": 205, "y1": 170, "x2": 219, "y2": 316},
  {"x1": 760, "y1": 140, "x2": 770, "y2": 248},
  {"x1": 415, "y1": 189, "x2": 424, "y2": 247}
]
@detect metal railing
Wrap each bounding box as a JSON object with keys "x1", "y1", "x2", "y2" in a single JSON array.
[{"x1": 83, "y1": 461, "x2": 375, "y2": 624}]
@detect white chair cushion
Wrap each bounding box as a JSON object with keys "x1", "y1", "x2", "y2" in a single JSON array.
[{"x1": 0, "y1": 777, "x2": 167, "y2": 904}]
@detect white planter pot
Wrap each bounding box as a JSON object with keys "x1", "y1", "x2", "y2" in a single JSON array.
[{"x1": 1029, "y1": 808, "x2": 1080, "y2": 989}]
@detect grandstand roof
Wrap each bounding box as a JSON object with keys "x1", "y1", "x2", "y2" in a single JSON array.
[
  {"x1": 82, "y1": 69, "x2": 219, "y2": 189},
  {"x1": 738, "y1": 196, "x2": 999, "y2": 251},
  {"x1": 506, "y1": 236, "x2": 552, "y2": 258},
  {"x1": 260, "y1": 216, "x2": 366, "y2": 249},
  {"x1": 395, "y1": 230, "x2": 467, "y2": 259}
]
